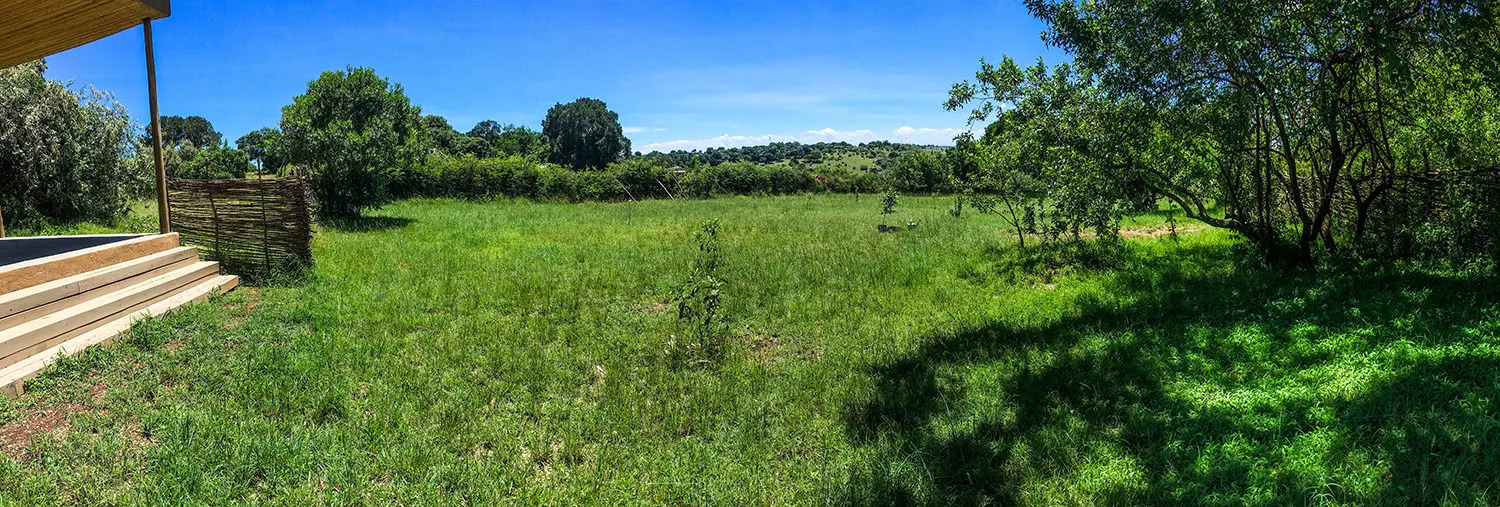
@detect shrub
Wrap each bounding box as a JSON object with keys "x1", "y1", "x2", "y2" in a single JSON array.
[
  {"x1": 0, "y1": 60, "x2": 141, "y2": 228},
  {"x1": 279, "y1": 67, "x2": 429, "y2": 217}
]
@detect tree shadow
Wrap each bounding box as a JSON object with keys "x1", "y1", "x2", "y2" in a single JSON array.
[
  {"x1": 839, "y1": 241, "x2": 1500, "y2": 504},
  {"x1": 318, "y1": 215, "x2": 415, "y2": 232}
]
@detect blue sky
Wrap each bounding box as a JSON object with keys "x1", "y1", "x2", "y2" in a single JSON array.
[{"x1": 44, "y1": 1, "x2": 1059, "y2": 153}]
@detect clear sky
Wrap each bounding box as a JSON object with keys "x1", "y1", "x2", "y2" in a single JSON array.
[{"x1": 44, "y1": 1, "x2": 1060, "y2": 153}]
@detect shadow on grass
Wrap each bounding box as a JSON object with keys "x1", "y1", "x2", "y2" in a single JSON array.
[
  {"x1": 319, "y1": 215, "x2": 416, "y2": 232},
  {"x1": 840, "y1": 241, "x2": 1500, "y2": 504}
]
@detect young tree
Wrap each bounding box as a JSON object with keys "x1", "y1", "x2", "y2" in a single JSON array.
[
  {"x1": 278, "y1": 67, "x2": 430, "y2": 216},
  {"x1": 542, "y1": 98, "x2": 631, "y2": 169}
]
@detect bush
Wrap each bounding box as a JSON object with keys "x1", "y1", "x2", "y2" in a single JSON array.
[
  {"x1": 885, "y1": 150, "x2": 950, "y2": 193},
  {"x1": 279, "y1": 67, "x2": 429, "y2": 217},
  {"x1": 0, "y1": 61, "x2": 142, "y2": 228}
]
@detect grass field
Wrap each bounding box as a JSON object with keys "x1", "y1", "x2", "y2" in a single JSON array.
[{"x1": 1, "y1": 195, "x2": 1498, "y2": 504}]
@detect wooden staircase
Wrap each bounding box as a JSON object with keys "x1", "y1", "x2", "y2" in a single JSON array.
[{"x1": 0, "y1": 233, "x2": 237, "y2": 395}]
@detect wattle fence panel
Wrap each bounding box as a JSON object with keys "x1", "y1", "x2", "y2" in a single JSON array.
[{"x1": 169, "y1": 177, "x2": 313, "y2": 282}]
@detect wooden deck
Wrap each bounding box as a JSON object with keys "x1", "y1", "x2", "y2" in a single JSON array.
[{"x1": 0, "y1": 233, "x2": 236, "y2": 394}]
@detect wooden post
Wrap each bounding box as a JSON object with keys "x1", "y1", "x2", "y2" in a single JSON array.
[
  {"x1": 0, "y1": 204, "x2": 6, "y2": 238},
  {"x1": 144, "y1": 19, "x2": 170, "y2": 234}
]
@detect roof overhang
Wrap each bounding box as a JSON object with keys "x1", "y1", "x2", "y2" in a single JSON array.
[{"x1": 0, "y1": 0, "x2": 171, "y2": 69}]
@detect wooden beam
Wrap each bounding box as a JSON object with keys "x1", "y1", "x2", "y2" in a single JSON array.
[
  {"x1": 0, "y1": 0, "x2": 172, "y2": 70},
  {"x1": 144, "y1": 18, "x2": 170, "y2": 234}
]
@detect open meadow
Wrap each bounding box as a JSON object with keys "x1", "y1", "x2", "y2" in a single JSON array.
[{"x1": 0, "y1": 195, "x2": 1496, "y2": 504}]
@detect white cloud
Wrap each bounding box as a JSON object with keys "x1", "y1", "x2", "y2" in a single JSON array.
[
  {"x1": 622, "y1": 126, "x2": 665, "y2": 134},
  {"x1": 639, "y1": 126, "x2": 969, "y2": 153}
]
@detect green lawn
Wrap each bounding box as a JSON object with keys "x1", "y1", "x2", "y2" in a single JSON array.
[{"x1": 1, "y1": 195, "x2": 1497, "y2": 504}]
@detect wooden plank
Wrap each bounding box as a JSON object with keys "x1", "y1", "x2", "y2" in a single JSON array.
[
  {"x1": 0, "y1": 261, "x2": 218, "y2": 367},
  {"x1": 0, "y1": 0, "x2": 170, "y2": 69},
  {"x1": 0, "y1": 247, "x2": 198, "y2": 322},
  {"x1": 0, "y1": 234, "x2": 179, "y2": 294},
  {"x1": 0, "y1": 274, "x2": 234, "y2": 396},
  {"x1": 0, "y1": 252, "x2": 198, "y2": 331}
]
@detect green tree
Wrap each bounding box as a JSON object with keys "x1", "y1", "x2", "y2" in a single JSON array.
[
  {"x1": 495, "y1": 124, "x2": 548, "y2": 159},
  {"x1": 542, "y1": 98, "x2": 631, "y2": 169},
  {"x1": 279, "y1": 67, "x2": 430, "y2": 216},
  {"x1": 235, "y1": 127, "x2": 283, "y2": 171},
  {"x1": 951, "y1": 2, "x2": 1500, "y2": 266},
  {"x1": 0, "y1": 60, "x2": 143, "y2": 227},
  {"x1": 423, "y1": 115, "x2": 472, "y2": 156},
  {"x1": 153, "y1": 115, "x2": 221, "y2": 148},
  {"x1": 177, "y1": 146, "x2": 253, "y2": 179},
  {"x1": 464, "y1": 120, "x2": 502, "y2": 158},
  {"x1": 884, "y1": 150, "x2": 949, "y2": 193}
]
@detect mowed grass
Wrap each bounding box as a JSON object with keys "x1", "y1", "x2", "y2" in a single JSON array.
[{"x1": 1, "y1": 195, "x2": 1498, "y2": 504}]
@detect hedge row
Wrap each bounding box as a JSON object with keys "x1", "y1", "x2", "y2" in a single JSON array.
[{"x1": 392, "y1": 155, "x2": 887, "y2": 201}]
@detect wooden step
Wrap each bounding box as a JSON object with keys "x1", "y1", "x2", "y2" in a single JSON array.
[
  {"x1": 0, "y1": 233, "x2": 180, "y2": 294},
  {"x1": 0, "y1": 247, "x2": 200, "y2": 329},
  {"x1": 0, "y1": 274, "x2": 238, "y2": 396},
  {"x1": 0, "y1": 261, "x2": 220, "y2": 371}
]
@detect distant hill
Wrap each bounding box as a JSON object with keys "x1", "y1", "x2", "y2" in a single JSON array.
[{"x1": 637, "y1": 141, "x2": 947, "y2": 171}]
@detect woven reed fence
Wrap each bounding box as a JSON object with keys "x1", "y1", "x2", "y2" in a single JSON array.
[{"x1": 169, "y1": 177, "x2": 314, "y2": 281}]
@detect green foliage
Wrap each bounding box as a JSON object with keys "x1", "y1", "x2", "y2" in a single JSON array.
[
  {"x1": 235, "y1": 127, "x2": 283, "y2": 171},
  {"x1": 421, "y1": 115, "x2": 471, "y2": 156},
  {"x1": 542, "y1": 98, "x2": 631, "y2": 170},
  {"x1": 951, "y1": 2, "x2": 1500, "y2": 267},
  {"x1": 670, "y1": 219, "x2": 728, "y2": 367},
  {"x1": 176, "y1": 146, "x2": 254, "y2": 179},
  {"x1": 152, "y1": 115, "x2": 221, "y2": 148},
  {"x1": 879, "y1": 191, "x2": 898, "y2": 226},
  {"x1": 278, "y1": 67, "x2": 430, "y2": 217},
  {"x1": 0, "y1": 60, "x2": 144, "y2": 228},
  {"x1": 398, "y1": 154, "x2": 881, "y2": 202},
  {"x1": 639, "y1": 140, "x2": 942, "y2": 169},
  {"x1": 884, "y1": 150, "x2": 950, "y2": 193}
]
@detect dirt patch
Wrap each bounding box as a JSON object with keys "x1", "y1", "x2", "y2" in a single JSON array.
[
  {"x1": 220, "y1": 315, "x2": 248, "y2": 330},
  {"x1": 747, "y1": 333, "x2": 824, "y2": 364},
  {"x1": 221, "y1": 287, "x2": 262, "y2": 311},
  {"x1": 1071, "y1": 225, "x2": 1207, "y2": 241},
  {"x1": 0, "y1": 403, "x2": 89, "y2": 458},
  {"x1": 1119, "y1": 225, "x2": 1205, "y2": 239},
  {"x1": 632, "y1": 301, "x2": 673, "y2": 315}
]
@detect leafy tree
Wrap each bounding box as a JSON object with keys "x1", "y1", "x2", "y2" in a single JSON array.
[
  {"x1": 495, "y1": 124, "x2": 547, "y2": 159},
  {"x1": 951, "y1": 2, "x2": 1500, "y2": 266},
  {"x1": 235, "y1": 127, "x2": 283, "y2": 171},
  {"x1": 278, "y1": 67, "x2": 430, "y2": 216},
  {"x1": 885, "y1": 150, "x2": 949, "y2": 193},
  {"x1": 153, "y1": 115, "x2": 221, "y2": 148},
  {"x1": 463, "y1": 120, "x2": 547, "y2": 159},
  {"x1": 177, "y1": 146, "x2": 253, "y2": 179},
  {"x1": 0, "y1": 60, "x2": 144, "y2": 227},
  {"x1": 423, "y1": 115, "x2": 472, "y2": 156},
  {"x1": 542, "y1": 98, "x2": 631, "y2": 169}
]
